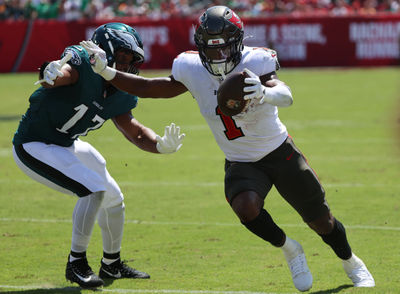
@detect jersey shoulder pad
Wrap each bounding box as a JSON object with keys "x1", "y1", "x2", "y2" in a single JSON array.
[
  {"x1": 248, "y1": 47, "x2": 280, "y2": 71},
  {"x1": 63, "y1": 45, "x2": 88, "y2": 67},
  {"x1": 172, "y1": 51, "x2": 200, "y2": 82},
  {"x1": 175, "y1": 51, "x2": 199, "y2": 64}
]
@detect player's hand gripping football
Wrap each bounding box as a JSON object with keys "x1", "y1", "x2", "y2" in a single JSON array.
[
  {"x1": 242, "y1": 68, "x2": 267, "y2": 104},
  {"x1": 156, "y1": 123, "x2": 185, "y2": 154},
  {"x1": 80, "y1": 40, "x2": 116, "y2": 81},
  {"x1": 243, "y1": 68, "x2": 293, "y2": 107},
  {"x1": 35, "y1": 52, "x2": 72, "y2": 85}
]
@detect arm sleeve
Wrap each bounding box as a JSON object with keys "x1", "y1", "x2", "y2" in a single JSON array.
[{"x1": 263, "y1": 84, "x2": 293, "y2": 107}]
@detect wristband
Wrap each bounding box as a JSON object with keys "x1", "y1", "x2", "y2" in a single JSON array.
[{"x1": 100, "y1": 66, "x2": 117, "y2": 81}]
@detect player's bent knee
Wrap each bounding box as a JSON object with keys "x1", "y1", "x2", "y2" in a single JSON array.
[
  {"x1": 101, "y1": 191, "x2": 124, "y2": 209},
  {"x1": 231, "y1": 191, "x2": 264, "y2": 222},
  {"x1": 106, "y1": 201, "x2": 125, "y2": 215},
  {"x1": 307, "y1": 211, "x2": 335, "y2": 235}
]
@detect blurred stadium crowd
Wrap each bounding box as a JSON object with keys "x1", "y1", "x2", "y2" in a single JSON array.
[{"x1": 1, "y1": 0, "x2": 400, "y2": 20}]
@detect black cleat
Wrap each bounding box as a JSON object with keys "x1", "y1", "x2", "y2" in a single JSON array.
[
  {"x1": 66, "y1": 256, "x2": 104, "y2": 288},
  {"x1": 99, "y1": 259, "x2": 150, "y2": 279}
]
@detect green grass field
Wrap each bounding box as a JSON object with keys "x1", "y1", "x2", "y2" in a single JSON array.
[{"x1": 0, "y1": 68, "x2": 399, "y2": 294}]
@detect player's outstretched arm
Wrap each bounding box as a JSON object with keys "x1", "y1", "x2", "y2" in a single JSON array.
[
  {"x1": 155, "y1": 123, "x2": 185, "y2": 154},
  {"x1": 80, "y1": 40, "x2": 187, "y2": 98},
  {"x1": 35, "y1": 53, "x2": 78, "y2": 88},
  {"x1": 112, "y1": 112, "x2": 185, "y2": 154},
  {"x1": 243, "y1": 68, "x2": 293, "y2": 107},
  {"x1": 113, "y1": 73, "x2": 188, "y2": 99}
]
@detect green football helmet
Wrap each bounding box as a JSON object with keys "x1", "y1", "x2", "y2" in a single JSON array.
[{"x1": 91, "y1": 22, "x2": 144, "y2": 74}]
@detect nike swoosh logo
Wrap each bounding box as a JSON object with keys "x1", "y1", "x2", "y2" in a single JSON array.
[
  {"x1": 102, "y1": 269, "x2": 122, "y2": 278},
  {"x1": 286, "y1": 151, "x2": 295, "y2": 161},
  {"x1": 72, "y1": 269, "x2": 92, "y2": 282}
]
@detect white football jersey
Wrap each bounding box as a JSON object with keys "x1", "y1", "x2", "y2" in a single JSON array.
[{"x1": 172, "y1": 46, "x2": 288, "y2": 162}]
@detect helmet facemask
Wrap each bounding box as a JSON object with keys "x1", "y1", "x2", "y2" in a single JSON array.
[
  {"x1": 114, "y1": 48, "x2": 144, "y2": 75},
  {"x1": 198, "y1": 36, "x2": 243, "y2": 78},
  {"x1": 91, "y1": 23, "x2": 144, "y2": 75}
]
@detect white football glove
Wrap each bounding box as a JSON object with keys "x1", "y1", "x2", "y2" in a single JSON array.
[
  {"x1": 243, "y1": 68, "x2": 267, "y2": 104},
  {"x1": 35, "y1": 52, "x2": 72, "y2": 85},
  {"x1": 156, "y1": 123, "x2": 185, "y2": 154},
  {"x1": 79, "y1": 40, "x2": 116, "y2": 81},
  {"x1": 242, "y1": 68, "x2": 293, "y2": 107}
]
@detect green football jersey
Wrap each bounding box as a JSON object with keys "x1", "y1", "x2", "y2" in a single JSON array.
[{"x1": 13, "y1": 46, "x2": 138, "y2": 147}]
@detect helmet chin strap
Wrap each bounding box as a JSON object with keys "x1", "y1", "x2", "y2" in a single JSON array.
[{"x1": 217, "y1": 65, "x2": 226, "y2": 80}]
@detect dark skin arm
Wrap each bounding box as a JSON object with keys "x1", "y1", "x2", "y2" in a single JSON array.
[
  {"x1": 110, "y1": 71, "x2": 188, "y2": 98},
  {"x1": 112, "y1": 111, "x2": 159, "y2": 153},
  {"x1": 109, "y1": 70, "x2": 283, "y2": 99},
  {"x1": 260, "y1": 71, "x2": 284, "y2": 87}
]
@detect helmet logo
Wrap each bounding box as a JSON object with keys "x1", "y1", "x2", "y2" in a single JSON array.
[
  {"x1": 104, "y1": 33, "x2": 115, "y2": 56},
  {"x1": 107, "y1": 28, "x2": 145, "y2": 58},
  {"x1": 208, "y1": 38, "x2": 225, "y2": 45},
  {"x1": 226, "y1": 11, "x2": 243, "y2": 30},
  {"x1": 64, "y1": 48, "x2": 81, "y2": 65}
]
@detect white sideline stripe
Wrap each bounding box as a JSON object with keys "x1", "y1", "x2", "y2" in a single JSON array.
[
  {"x1": 1, "y1": 179, "x2": 400, "y2": 188},
  {"x1": 0, "y1": 217, "x2": 399, "y2": 231},
  {"x1": 0, "y1": 285, "x2": 293, "y2": 294},
  {"x1": 119, "y1": 181, "x2": 400, "y2": 189},
  {"x1": 0, "y1": 149, "x2": 12, "y2": 156}
]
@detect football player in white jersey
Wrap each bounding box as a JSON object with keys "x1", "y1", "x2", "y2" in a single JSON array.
[{"x1": 46, "y1": 5, "x2": 374, "y2": 292}]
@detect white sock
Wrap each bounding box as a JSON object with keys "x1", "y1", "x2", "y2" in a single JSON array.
[
  {"x1": 343, "y1": 253, "x2": 361, "y2": 268},
  {"x1": 69, "y1": 255, "x2": 84, "y2": 262},
  {"x1": 281, "y1": 236, "x2": 301, "y2": 259},
  {"x1": 102, "y1": 257, "x2": 119, "y2": 265},
  {"x1": 281, "y1": 236, "x2": 298, "y2": 250}
]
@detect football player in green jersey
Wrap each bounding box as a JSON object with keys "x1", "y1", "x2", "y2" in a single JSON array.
[{"x1": 12, "y1": 23, "x2": 185, "y2": 289}]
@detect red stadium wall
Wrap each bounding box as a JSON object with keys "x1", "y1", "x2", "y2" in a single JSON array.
[{"x1": 0, "y1": 15, "x2": 399, "y2": 73}]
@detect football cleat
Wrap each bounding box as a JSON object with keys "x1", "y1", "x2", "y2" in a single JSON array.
[
  {"x1": 282, "y1": 238, "x2": 313, "y2": 292},
  {"x1": 99, "y1": 259, "x2": 150, "y2": 279},
  {"x1": 65, "y1": 256, "x2": 104, "y2": 288},
  {"x1": 342, "y1": 253, "x2": 375, "y2": 287}
]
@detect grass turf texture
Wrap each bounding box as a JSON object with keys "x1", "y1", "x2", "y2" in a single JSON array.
[{"x1": 0, "y1": 68, "x2": 399, "y2": 293}]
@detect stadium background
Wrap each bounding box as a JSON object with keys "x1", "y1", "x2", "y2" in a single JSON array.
[
  {"x1": 1, "y1": 1, "x2": 400, "y2": 293},
  {"x1": 0, "y1": 0, "x2": 400, "y2": 72}
]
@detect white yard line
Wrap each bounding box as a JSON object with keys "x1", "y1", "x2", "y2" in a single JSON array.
[
  {"x1": 0, "y1": 285, "x2": 295, "y2": 294},
  {"x1": 1, "y1": 179, "x2": 399, "y2": 188},
  {"x1": 0, "y1": 217, "x2": 399, "y2": 231}
]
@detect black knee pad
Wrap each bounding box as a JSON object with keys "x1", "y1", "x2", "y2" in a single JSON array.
[{"x1": 242, "y1": 209, "x2": 285, "y2": 247}]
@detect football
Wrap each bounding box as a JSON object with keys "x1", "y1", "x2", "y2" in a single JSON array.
[{"x1": 217, "y1": 71, "x2": 249, "y2": 116}]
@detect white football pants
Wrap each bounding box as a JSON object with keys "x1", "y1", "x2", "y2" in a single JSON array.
[{"x1": 13, "y1": 140, "x2": 125, "y2": 254}]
